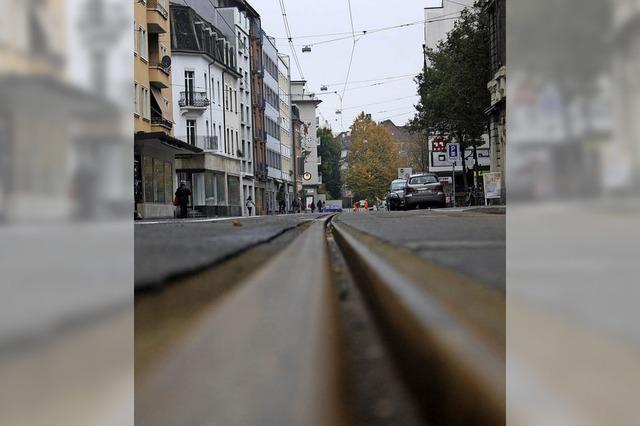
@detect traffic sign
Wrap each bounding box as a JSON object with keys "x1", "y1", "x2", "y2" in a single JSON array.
[
  {"x1": 446, "y1": 143, "x2": 460, "y2": 162},
  {"x1": 398, "y1": 167, "x2": 412, "y2": 180}
]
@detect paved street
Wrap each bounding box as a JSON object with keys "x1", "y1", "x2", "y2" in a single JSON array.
[
  {"x1": 135, "y1": 214, "x2": 325, "y2": 288},
  {"x1": 135, "y1": 209, "x2": 505, "y2": 290},
  {"x1": 336, "y1": 209, "x2": 506, "y2": 289}
]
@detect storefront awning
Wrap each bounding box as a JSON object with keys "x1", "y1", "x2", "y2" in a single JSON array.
[{"x1": 135, "y1": 132, "x2": 203, "y2": 154}]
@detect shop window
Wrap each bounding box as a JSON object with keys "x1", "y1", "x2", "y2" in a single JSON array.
[
  {"x1": 215, "y1": 174, "x2": 226, "y2": 204},
  {"x1": 227, "y1": 176, "x2": 240, "y2": 206},
  {"x1": 154, "y1": 159, "x2": 165, "y2": 203},
  {"x1": 164, "y1": 162, "x2": 173, "y2": 203}
]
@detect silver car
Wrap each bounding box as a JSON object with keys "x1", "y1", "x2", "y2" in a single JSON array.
[
  {"x1": 386, "y1": 179, "x2": 406, "y2": 210},
  {"x1": 403, "y1": 173, "x2": 446, "y2": 209}
]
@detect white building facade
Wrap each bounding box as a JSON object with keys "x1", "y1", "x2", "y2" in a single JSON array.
[
  {"x1": 218, "y1": 6, "x2": 255, "y2": 215},
  {"x1": 291, "y1": 80, "x2": 322, "y2": 208},
  {"x1": 262, "y1": 33, "x2": 282, "y2": 213},
  {"x1": 278, "y1": 53, "x2": 293, "y2": 211},
  {"x1": 170, "y1": 3, "x2": 243, "y2": 217}
]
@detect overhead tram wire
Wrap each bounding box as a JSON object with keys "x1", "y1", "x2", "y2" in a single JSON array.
[
  {"x1": 272, "y1": 14, "x2": 462, "y2": 51},
  {"x1": 376, "y1": 110, "x2": 418, "y2": 121},
  {"x1": 278, "y1": 0, "x2": 305, "y2": 79},
  {"x1": 341, "y1": 94, "x2": 419, "y2": 111},
  {"x1": 315, "y1": 78, "x2": 413, "y2": 98},
  {"x1": 322, "y1": 72, "x2": 418, "y2": 88},
  {"x1": 335, "y1": 0, "x2": 359, "y2": 130},
  {"x1": 274, "y1": 11, "x2": 463, "y2": 42}
]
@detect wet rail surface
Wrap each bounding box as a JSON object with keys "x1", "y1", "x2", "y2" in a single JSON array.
[{"x1": 135, "y1": 212, "x2": 505, "y2": 425}]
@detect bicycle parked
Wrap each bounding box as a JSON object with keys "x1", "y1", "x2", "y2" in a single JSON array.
[{"x1": 464, "y1": 186, "x2": 485, "y2": 206}]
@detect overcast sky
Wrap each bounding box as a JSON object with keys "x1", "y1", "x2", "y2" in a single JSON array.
[{"x1": 250, "y1": 0, "x2": 470, "y2": 133}]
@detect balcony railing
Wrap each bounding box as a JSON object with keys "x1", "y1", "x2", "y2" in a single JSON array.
[
  {"x1": 176, "y1": 135, "x2": 219, "y2": 150},
  {"x1": 151, "y1": 116, "x2": 173, "y2": 129},
  {"x1": 147, "y1": 0, "x2": 168, "y2": 19},
  {"x1": 179, "y1": 91, "x2": 210, "y2": 108}
]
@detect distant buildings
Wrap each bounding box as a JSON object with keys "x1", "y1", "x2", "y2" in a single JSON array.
[
  {"x1": 379, "y1": 120, "x2": 421, "y2": 170},
  {"x1": 130, "y1": 0, "x2": 320, "y2": 218}
]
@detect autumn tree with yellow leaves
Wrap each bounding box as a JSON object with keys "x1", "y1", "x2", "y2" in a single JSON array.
[{"x1": 345, "y1": 113, "x2": 400, "y2": 201}]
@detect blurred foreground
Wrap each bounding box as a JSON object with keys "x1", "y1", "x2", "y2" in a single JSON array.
[
  {"x1": 508, "y1": 0, "x2": 640, "y2": 423},
  {"x1": 0, "y1": 0, "x2": 133, "y2": 424}
]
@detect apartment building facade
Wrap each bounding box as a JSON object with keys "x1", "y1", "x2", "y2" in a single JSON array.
[
  {"x1": 217, "y1": 6, "x2": 255, "y2": 215},
  {"x1": 262, "y1": 33, "x2": 281, "y2": 213},
  {"x1": 291, "y1": 80, "x2": 322, "y2": 208},
  {"x1": 134, "y1": 0, "x2": 201, "y2": 219},
  {"x1": 169, "y1": 3, "x2": 243, "y2": 217},
  {"x1": 277, "y1": 53, "x2": 293, "y2": 210},
  {"x1": 292, "y1": 105, "x2": 304, "y2": 198}
]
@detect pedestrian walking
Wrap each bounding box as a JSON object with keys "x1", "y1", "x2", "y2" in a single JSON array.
[
  {"x1": 353, "y1": 202, "x2": 359, "y2": 212},
  {"x1": 246, "y1": 195, "x2": 255, "y2": 216},
  {"x1": 364, "y1": 199, "x2": 369, "y2": 212},
  {"x1": 277, "y1": 186, "x2": 286, "y2": 214},
  {"x1": 292, "y1": 197, "x2": 300, "y2": 213},
  {"x1": 310, "y1": 200, "x2": 316, "y2": 213},
  {"x1": 317, "y1": 200, "x2": 324, "y2": 212},
  {"x1": 174, "y1": 181, "x2": 192, "y2": 219}
]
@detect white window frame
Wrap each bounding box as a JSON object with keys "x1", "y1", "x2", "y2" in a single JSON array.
[
  {"x1": 139, "y1": 26, "x2": 148, "y2": 62},
  {"x1": 134, "y1": 81, "x2": 139, "y2": 115},
  {"x1": 140, "y1": 86, "x2": 150, "y2": 119}
]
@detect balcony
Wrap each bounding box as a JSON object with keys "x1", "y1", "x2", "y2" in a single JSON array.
[
  {"x1": 176, "y1": 135, "x2": 218, "y2": 150},
  {"x1": 179, "y1": 91, "x2": 210, "y2": 109},
  {"x1": 147, "y1": 0, "x2": 169, "y2": 33},
  {"x1": 149, "y1": 63, "x2": 170, "y2": 88},
  {"x1": 203, "y1": 135, "x2": 219, "y2": 150},
  {"x1": 151, "y1": 115, "x2": 173, "y2": 130}
]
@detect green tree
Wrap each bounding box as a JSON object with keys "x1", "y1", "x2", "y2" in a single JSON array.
[
  {"x1": 346, "y1": 113, "x2": 399, "y2": 201},
  {"x1": 410, "y1": 4, "x2": 490, "y2": 189},
  {"x1": 317, "y1": 127, "x2": 343, "y2": 199}
]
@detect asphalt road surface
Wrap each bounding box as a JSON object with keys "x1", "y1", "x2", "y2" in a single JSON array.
[
  {"x1": 135, "y1": 209, "x2": 505, "y2": 290},
  {"x1": 135, "y1": 214, "x2": 324, "y2": 288},
  {"x1": 337, "y1": 209, "x2": 506, "y2": 290}
]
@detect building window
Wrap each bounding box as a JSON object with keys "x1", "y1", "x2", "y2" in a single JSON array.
[
  {"x1": 140, "y1": 86, "x2": 150, "y2": 119},
  {"x1": 143, "y1": 156, "x2": 173, "y2": 204},
  {"x1": 186, "y1": 120, "x2": 196, "y2": 145},
  {"x1": 184, "y1": 70, "x2": 194, "y2": 104},
  {"x1": 217, "y1": 81, "x2": 221, "y2": 105},
  {"x1": 159, "y1": 43, "x2": 168, "y2": 59},
  {"x1": 134, "y1": 82, "x2": 139, "y2": 115},
  {"x1": 211, "y1": 77, "x2": 215, "y2": 103},
  {"x1": 134, "y1": 21, "x2": 139, "y2": 54},
  {"x1": 139, "y1": 27, "x2": 148, "y2": 61}
]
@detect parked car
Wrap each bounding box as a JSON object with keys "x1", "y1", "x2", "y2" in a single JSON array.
[
  {"x1": 403, "y1": 173, "x2": 446, "y2": 209},
  {"x1": 386, "y1": 179, "x2": 407, "y2": 210}
]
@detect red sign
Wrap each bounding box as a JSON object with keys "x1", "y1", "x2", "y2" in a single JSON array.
[{"x1": 432, "y1": 137, "x2": 446, "y2": 152}]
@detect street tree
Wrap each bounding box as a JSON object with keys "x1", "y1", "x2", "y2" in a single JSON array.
[
  {"x1": 317, "y1": 127, "x2": 343, "y2": 199},
  {"x1": 410, "y1": 3, "x2": 490, "y2": 189},
  {"x1": 346, "y1": 113, "x2": 399, "y2": 201}
]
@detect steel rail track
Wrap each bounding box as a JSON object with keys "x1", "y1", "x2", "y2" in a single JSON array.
[
  {"x1": 136, "y1": 214, "x2": 504, "y2": 425},
  {"x1": 331, "y1": 220, "x2": 505, "y2": 425}
]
